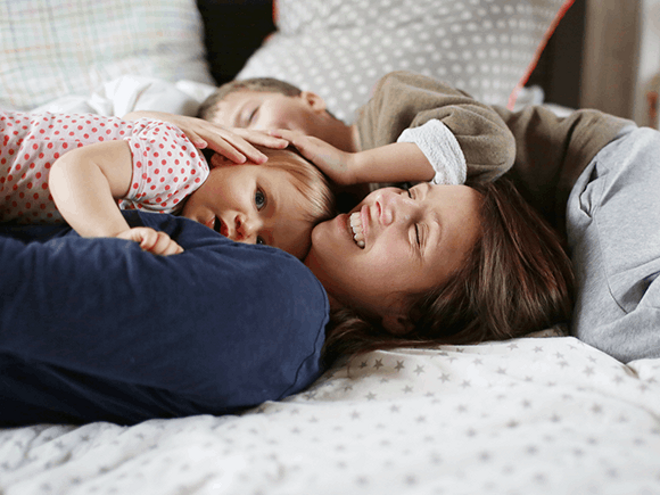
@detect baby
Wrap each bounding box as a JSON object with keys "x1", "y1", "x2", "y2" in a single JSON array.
[{"x1": 0, "y1": 111, "x2": 334, "y2": 259}]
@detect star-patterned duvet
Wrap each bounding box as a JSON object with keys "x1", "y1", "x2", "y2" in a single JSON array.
[{"x1": 2, "y1": 336, "x2": 659, "y2": 495}]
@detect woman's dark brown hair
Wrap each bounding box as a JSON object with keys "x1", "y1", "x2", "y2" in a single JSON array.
[{"x1": 322, "y1": 178, "x2": 574, "y2": 365}]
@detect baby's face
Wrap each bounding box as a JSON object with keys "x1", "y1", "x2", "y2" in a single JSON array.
[
  {"x1": 181, "y1": 162, "x2": 313, "y2": 259},
  {"x1": 209, "y1": 90, "x2": 318, "y2": 135}
]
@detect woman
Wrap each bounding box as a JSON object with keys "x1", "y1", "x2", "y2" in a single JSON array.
[{"x1": 308, "y1": 99, "x2": 660, "y2": 365}]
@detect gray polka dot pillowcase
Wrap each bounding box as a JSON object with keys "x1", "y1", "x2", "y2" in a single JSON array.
[{"x1": 237, "y1": 0, "x2": 573, "y2": 123}]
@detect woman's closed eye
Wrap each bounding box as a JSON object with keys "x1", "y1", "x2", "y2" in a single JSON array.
[{"x1": 407, "y1": 189, "x2": 422, "y2": 247}]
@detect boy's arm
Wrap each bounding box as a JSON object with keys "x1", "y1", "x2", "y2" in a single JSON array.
[
  {"x1": 351, "y1": 142, "x2": 435, "y2": 184},
  {"x1": 49, "y1": 140, "x2": 182, "y2": 255},
  {"x1": 269, "y1": 130, "x2": 435, "y2": 186},
  {"x1": 123, "y1": 111, "x2": 288, "y2": 163},
  {"x1": 359, "y1": 71, "x2": 516, "y2": 183}
]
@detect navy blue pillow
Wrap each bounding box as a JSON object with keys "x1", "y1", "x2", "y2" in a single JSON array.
[{"x1": 0, "y1": 211, "x2": 328, "y2": 425}]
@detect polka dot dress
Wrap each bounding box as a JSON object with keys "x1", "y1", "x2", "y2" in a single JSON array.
[
  {"x1": 0, "y1": 111, "x2": 208, "y2": 224},
  {"x1": 118, "y1": 118, "x2": 208, "y2": 215}
]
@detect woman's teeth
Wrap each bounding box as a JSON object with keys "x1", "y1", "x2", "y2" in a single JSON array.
[{"x1": 349, "y1": 212, "x2": 365, "y2": 248}]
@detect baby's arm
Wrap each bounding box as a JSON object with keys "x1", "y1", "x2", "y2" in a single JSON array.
[
  {"x1": 49, "y1": 140, "x2": 182, "y2": 255},
  {"x1": 123, "y1": 111, "x2": 288, "y2": 163},
  {"x1": 49, "y1": 140, "x2": 133, "y2": 237}
]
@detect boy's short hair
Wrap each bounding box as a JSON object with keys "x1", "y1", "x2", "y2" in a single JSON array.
[
  {"x1": 257, "y1": 145, "x2": 335, "y2": 228},
  {"x1": 198, "y1": 78, "x2": 302, "y2": 122}
]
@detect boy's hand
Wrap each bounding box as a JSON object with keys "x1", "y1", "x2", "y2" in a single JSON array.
[
  {"x1": 268, "y1": 129, "x2": 359, "y2": 186},
  {"x1": 116, "y1": 227, "x2": 184, "y2": 256},
  {"x1": 123, "y1": 111, "x2": 288, "y2": 164}
]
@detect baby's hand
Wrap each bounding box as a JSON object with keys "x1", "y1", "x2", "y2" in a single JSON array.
[
  {"x1": 268, "y1": 130, "x2": 358, "y2": 186},
  {"x1": 116, "y1": 227, "x2": 184, "y2": 256}
]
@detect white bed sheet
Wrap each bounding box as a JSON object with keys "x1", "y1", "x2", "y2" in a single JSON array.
[{"x1": 2, "y1": 336, "x2": 659, "y2": 495}]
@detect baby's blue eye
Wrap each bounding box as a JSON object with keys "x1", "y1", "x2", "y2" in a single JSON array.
[
  {"x1": 256, "y1": 237, "x2": 265, "y2": 245},
  {"x1": 255, "y1": 190, "x2": 266, "y2": 210}
]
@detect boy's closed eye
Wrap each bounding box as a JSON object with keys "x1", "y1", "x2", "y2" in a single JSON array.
[{"x1": 243, "y1": 106, "x2": 260, "y2": 128}]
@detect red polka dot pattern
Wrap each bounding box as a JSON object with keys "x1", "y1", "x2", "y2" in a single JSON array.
[
  {"x1": 0, "y1": 112, "x2": 208, "y2": 224},
  {"x1": 118, "y1": 118, "x2": 208, "y2": 214}
]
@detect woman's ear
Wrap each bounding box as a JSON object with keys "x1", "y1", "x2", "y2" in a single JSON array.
[
  {"x1": 381, "y1": 313, "x2": 414, "y2": 336},
  {"x1": 300, "y1": 91, "x2": 327, "y2": 113}
]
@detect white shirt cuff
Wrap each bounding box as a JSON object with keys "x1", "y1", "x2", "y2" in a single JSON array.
[{"x1": 397, "y1": 119, "x2": 467, "y2": 185}]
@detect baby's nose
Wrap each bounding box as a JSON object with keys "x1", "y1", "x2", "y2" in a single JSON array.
[{"x1": 234, "y1": 214, "x2": 259, "y2": 243}]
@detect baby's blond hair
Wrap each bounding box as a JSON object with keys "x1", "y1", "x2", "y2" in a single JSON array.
[{"x1": 257, "y1": 145, "x2": 335, "y2": 228}]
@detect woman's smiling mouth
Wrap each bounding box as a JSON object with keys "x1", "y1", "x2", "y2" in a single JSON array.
[{"x1": 349, "y1": 212, "x2": 365, "y2": 248}]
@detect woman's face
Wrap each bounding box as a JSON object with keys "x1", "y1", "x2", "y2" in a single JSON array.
[{"x1": 304, "y1": 183, "x2": 483, "y2": 331}]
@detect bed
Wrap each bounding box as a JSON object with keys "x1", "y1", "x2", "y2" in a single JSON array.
[{"x1": 2, "y1": 1, "x2": 660, "y2": 494}]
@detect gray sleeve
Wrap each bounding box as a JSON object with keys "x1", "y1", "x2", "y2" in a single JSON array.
[{"x1": 567, "y1": 126, "x2": 660, "y2": 363}]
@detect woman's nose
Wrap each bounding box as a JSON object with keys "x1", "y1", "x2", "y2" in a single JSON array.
[{"x1": 378, "y1": 189, "x2": 415, "y2": 226}]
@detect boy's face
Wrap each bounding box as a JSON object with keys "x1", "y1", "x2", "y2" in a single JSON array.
[
  {"x1": 209, "y1": 90, "x2": 320, "y2": 135},
  {"x1": 181, "y1": 162, "x2": 314, "y2": 259}
]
